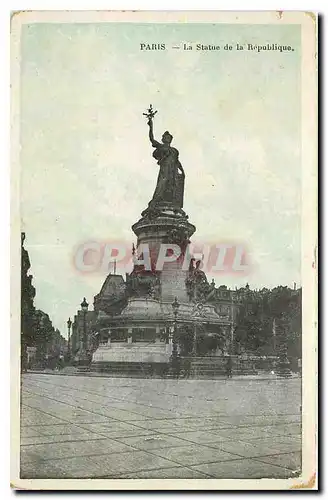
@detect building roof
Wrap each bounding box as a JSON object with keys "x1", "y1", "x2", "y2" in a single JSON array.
[{"x1": 96, "y1": 274, "x2": 126, "y2": 299}]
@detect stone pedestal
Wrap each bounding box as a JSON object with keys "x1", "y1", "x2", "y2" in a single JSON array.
[{"x1": 132, "y1": 206, "x2": 195, "y2": 303}]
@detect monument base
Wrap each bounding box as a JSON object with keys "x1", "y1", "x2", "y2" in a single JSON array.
[
  {"x1": 92, "y1": 340, "x2": 172, "y2": 364},
  {"x1": 90, "y1": 341, "x2": 171, "y2": 376}
]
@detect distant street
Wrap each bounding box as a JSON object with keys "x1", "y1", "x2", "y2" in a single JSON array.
[{"x1": 21, "y1": 373, "x2": 301, "y2": 479}]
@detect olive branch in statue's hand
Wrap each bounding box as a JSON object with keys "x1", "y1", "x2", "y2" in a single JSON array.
[{"x1": 143, "y1": 104, "x2": 158, "y2": 125}]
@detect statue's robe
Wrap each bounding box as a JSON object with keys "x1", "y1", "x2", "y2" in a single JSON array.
[{"x1": 150, "y1": 145, "x2": 184, "y2": 208}]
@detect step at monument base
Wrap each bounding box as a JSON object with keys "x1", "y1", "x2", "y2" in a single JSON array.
[{"x1": 91, "y1": 347, "x2": 260, "y2": 378}]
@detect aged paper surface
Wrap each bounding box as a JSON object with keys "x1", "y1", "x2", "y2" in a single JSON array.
[{"x1": 11, "y1": 10, "x2": 317, "y2": 490}]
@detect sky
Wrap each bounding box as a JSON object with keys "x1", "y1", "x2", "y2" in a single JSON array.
[{"x1": 20, "y1": 22, "x2": 301, "y2": 337}]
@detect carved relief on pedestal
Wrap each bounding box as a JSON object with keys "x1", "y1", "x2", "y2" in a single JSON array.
[{"x1": 126, "y1": 272, "x2": 161, "y2": 300}]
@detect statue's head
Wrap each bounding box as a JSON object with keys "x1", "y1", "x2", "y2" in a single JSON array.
[{"x1": 162, "y1": 131, "x2": 173, "y2": 144}]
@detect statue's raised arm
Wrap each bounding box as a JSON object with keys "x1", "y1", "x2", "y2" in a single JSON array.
[
  {"x1": 148, "y1": 118, "x2": 161, "y2": 148},
  {"x1": 143, "y1": 105, "x2": 161, "y2": 148}
]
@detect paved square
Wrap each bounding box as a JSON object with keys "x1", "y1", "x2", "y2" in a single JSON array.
[{"x1": 20, "y1": 373, "x2": 301, "y2": 479}]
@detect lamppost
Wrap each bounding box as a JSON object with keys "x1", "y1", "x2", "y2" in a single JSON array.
[
  {"x1": 230, "y1": 292, "x2": 235, "y2": 356},
  {"x1": 272, "y1": 317, "x2": 277, "y2": 371},
  {"x1": 78, "y1": 297, "x2": 89, "y2": 368},
  {"x1": 171, "y1": 297, "x2": 180, "y2": 359},
  {"x1": 193, "y1": 321, "x2": 198, "y2": 357},
  {"x1": 81, "y1": 297, "x2": 89, "y2": 352},
  {"x1": 276, "y1": 317, "x2": 292, "y2": 378},
  {"x1": 192, "y1": 302, "x2": 204, "y2": 356},
  {"x1": 67, "y1": 317, "x2": 72, "y2": 361}
]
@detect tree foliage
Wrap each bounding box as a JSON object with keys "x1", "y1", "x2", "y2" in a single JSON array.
[
  {"x1": 21, "y1": 233, "x2": 66, "y2": 369},
  {"x1": 21, "y1": 233, "x2": 36, "y2": 353},
  {"x1": 234, "y1": 285, "x2": 301, "y2": 357}
]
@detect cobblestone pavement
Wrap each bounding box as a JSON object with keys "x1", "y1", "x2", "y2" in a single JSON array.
[{"x1": 20, "y1": 373, "x2": 301, "y2": 479}]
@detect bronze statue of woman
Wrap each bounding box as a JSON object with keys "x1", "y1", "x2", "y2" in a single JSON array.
[{"x1": 143, "y1": 106, "x2": 185, "y2": 212}]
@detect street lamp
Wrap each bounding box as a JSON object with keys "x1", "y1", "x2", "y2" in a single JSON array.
[
  {"x1": 171, "y1": 297, "x2": 180, "y2": 358},
  {"x1": 192, "y1": 302, "x2": 204, "y2": 356},
  {"x1": 76, "y1": 297, "x2": 91, "y2": 370},
  {"x1": 67, "y1": 317, "x2": 72, "y2": 360},
  {"x1": 172, "y1": 296, "x2": 180, "y2": 318},
  {"x1": 230, "y1": 292, "x2": 235, "y2": 356},
  {"x1": 276, "y1": 318, "x2": 292, "y2": 378},
  {"x1": 81, "y1": 297, "x2": 89, "y2": 353},
  {"x1": 81, "y1": 297, "x2": 89, "y2": 311}
]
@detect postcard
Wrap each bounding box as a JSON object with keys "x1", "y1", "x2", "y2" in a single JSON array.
[{"x1": 11, "y1": 10, "x2": 317, "y2": 490}]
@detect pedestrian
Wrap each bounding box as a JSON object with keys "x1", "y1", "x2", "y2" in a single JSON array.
[
  {"x1": 172, "y1": 355, "x2": 181, "y2": 379},
  {"x1": 183, "y1": 358, "x2": 191, "y2": 379},
  {"x1": 226, "y1": 356, "x2": 232, "y2": 379}
]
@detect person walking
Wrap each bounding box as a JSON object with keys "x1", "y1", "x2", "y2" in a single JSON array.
[
  {"x1": 183, "y1": 357, "x2": 191, "y2": 379},
  {"x1": 172, "y1": 354, "x2": 181, "y2": 379},
  {"x1": 226, "y1": 356, "x2": 233, "y2": 379}
]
